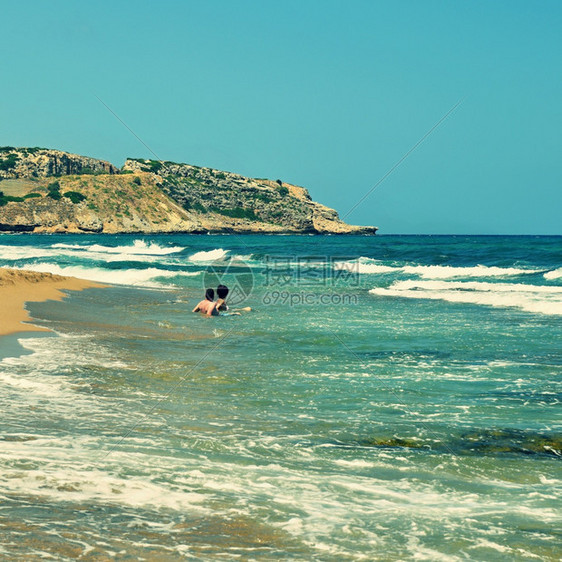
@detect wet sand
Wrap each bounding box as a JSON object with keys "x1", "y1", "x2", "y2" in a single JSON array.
[{"x1": 0, "y1": 268, "x2": 102, "y2": 336}]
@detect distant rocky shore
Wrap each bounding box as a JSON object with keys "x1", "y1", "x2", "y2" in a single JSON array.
[{"x1": 0, "y1": 147, "x2": 377, "y2": 235}]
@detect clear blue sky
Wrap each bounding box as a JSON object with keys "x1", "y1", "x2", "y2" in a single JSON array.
[{"x1": 2, "y1": 0, "x2": 561, "y2": 234}]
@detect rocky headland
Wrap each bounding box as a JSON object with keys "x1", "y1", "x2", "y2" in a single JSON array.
[{"x1": 0, "y1": 147, "x2": 377, "y2": 234}]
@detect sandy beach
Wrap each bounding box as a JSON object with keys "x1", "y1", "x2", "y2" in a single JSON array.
[{"x1": 0, "y1": 267, "x2": 101, "y2": 336}]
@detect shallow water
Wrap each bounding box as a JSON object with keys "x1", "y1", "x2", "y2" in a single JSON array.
[{"x1": 0, "y1": 234, "x2": 560, "y2": 560}]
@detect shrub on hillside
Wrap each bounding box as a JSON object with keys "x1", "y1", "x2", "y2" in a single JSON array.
[
  {"x1": 63, "y1": 191, "x2": 87, "y2": 204},
  {"x1": 0, "y1": 192, "x2": 24, "y2": 206},
  {"x1": 47, "y1": 181, "x2": 61, "y2": 200},
  {"x1": 136, "y1": 159, "x2": 163, "y2": 174},
  {"x1": 0, "y1": 153, "x2": 19, "y2": 171},
  {"x1": 146, "y1": 160, "x2": 163, "y2": 173}
]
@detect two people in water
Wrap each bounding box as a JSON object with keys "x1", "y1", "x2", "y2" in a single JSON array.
[{"x1": 193, "y1": 284, "x2": 250, "y2": 316}]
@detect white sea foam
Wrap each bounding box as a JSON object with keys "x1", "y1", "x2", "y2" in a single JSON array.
[
  {"x1": 2, "y1": 334, "x2": 127, "y2": 376},
  {"x1": 544, "y1": 267, "x2": 562, "y2": 280},
  {"x1": 402, "y1": 264, "x2": 540, "y2": 279},
  {"x1": 0, "y1": 457, "x2": 208, "y2": 512},
  {"x1": 52, "y1": 239, "x2": 185, "y2": 256},
  {"x1": 189, "y1": 248, "x2": 229, "y2": 262},
  {"x1": 0, "y1": 240, "x2": 185, "y2": 266},
  {"x1": 12, "y1": 263, "x2": 201, "y2": 287},
  {"x1": 370, "y1": 279, "x2": 562, "y2": 315},
  {"x1": 0, "y1": 338, "x2": 210, "y2": 515},
  {"x1": 0, "y1": 244, "x2": 55, "y2": 260},
  {"x1": 335, "y1": 257, "x2": 540, "y2": 278},
  {"x1": 0, "y1": 335, "x2": 129, "y2": 415},
  {"x1": 394, "y1": 279, "x2": 562, "y2": 294},
  {"x1": 334, "y1": 258, "x2": 396, "y2": 274}
]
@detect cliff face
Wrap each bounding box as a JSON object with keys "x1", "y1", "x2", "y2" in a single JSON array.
[
  {"x1": 0, "y1": 147, "x2": 118, "y2": 179},
  {"x1": 0, "y1": 173, "x2": 199, "y2": 234},
  {"x1": 124, "y1": 159, "x2": 377, "y2": 234},
  {"x1": 0, "y1": 147, "x2": 377, "y2": 234}
]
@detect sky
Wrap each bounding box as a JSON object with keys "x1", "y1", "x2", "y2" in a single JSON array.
[{"x1": 1, "y1": 0, "x2": 561, "y2": 234}]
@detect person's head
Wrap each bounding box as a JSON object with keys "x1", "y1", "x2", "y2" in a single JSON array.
[
  {"x1": 205, "y1": 288, "x2": 215, "y2": 301},
  {"x1": 217, "y1": 285, "x2": 229, "y2": 299}
]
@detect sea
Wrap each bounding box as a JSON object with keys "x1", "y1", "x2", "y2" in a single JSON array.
[{"x1": 0, "y1": 233, "x2": 560, "y2": 561}]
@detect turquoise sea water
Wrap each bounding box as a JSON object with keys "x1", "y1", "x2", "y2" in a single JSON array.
[{"x1": 0, "y1": 234, "x2": 561, "y2": 560}]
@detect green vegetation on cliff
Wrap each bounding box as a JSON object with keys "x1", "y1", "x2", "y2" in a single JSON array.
[
  {"x1": 0, "y1": 153, "x2": 19, "y2": 171},
  {"x1": 125, "y1": 158, "x2": 318, "y2": 230},
  {"x1": 0, "y1": 191, "x2": 24, "y2": 207}
]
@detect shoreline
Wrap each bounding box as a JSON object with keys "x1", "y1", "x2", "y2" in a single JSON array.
[{"x1": 0, "y1": 267, "x2": 103, "y2": 337}]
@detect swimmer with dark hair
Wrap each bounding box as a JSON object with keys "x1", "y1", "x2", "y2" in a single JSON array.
[
  {"x1": 192, "y1": 288, "x2": 219, "y2": 316},
  {"x1": 216, "y1": 285, "x2": 252, "y2": 314}
]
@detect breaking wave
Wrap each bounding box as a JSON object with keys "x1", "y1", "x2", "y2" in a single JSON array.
[
  {"x1": 370, "y1": 279, "x2": 562, "y2": 316},
  {"x1": 52, "y1": 239, "x2": 185, "y2": 256},
  {"x1": 12, "y1": 263, "x2": 201, "y2": 288},
  {"x1": 0, "y1": 244, "x2": 54, "y2": 261},
  {"x1": 189, "y1": 248, "x2": 229, "y2": 262},
  {"x1": 334, "y1": 258, "x2": 396, "y2": 274},
  {"x1": 544, "y1": 267, "x2": 562, "y2": 280},
  {"x1": 335, "y1": 258, "x2": 541, "y2": 279},
  {"x1": 402, "y1": 264, "x2": 541, "y2": 279}
]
